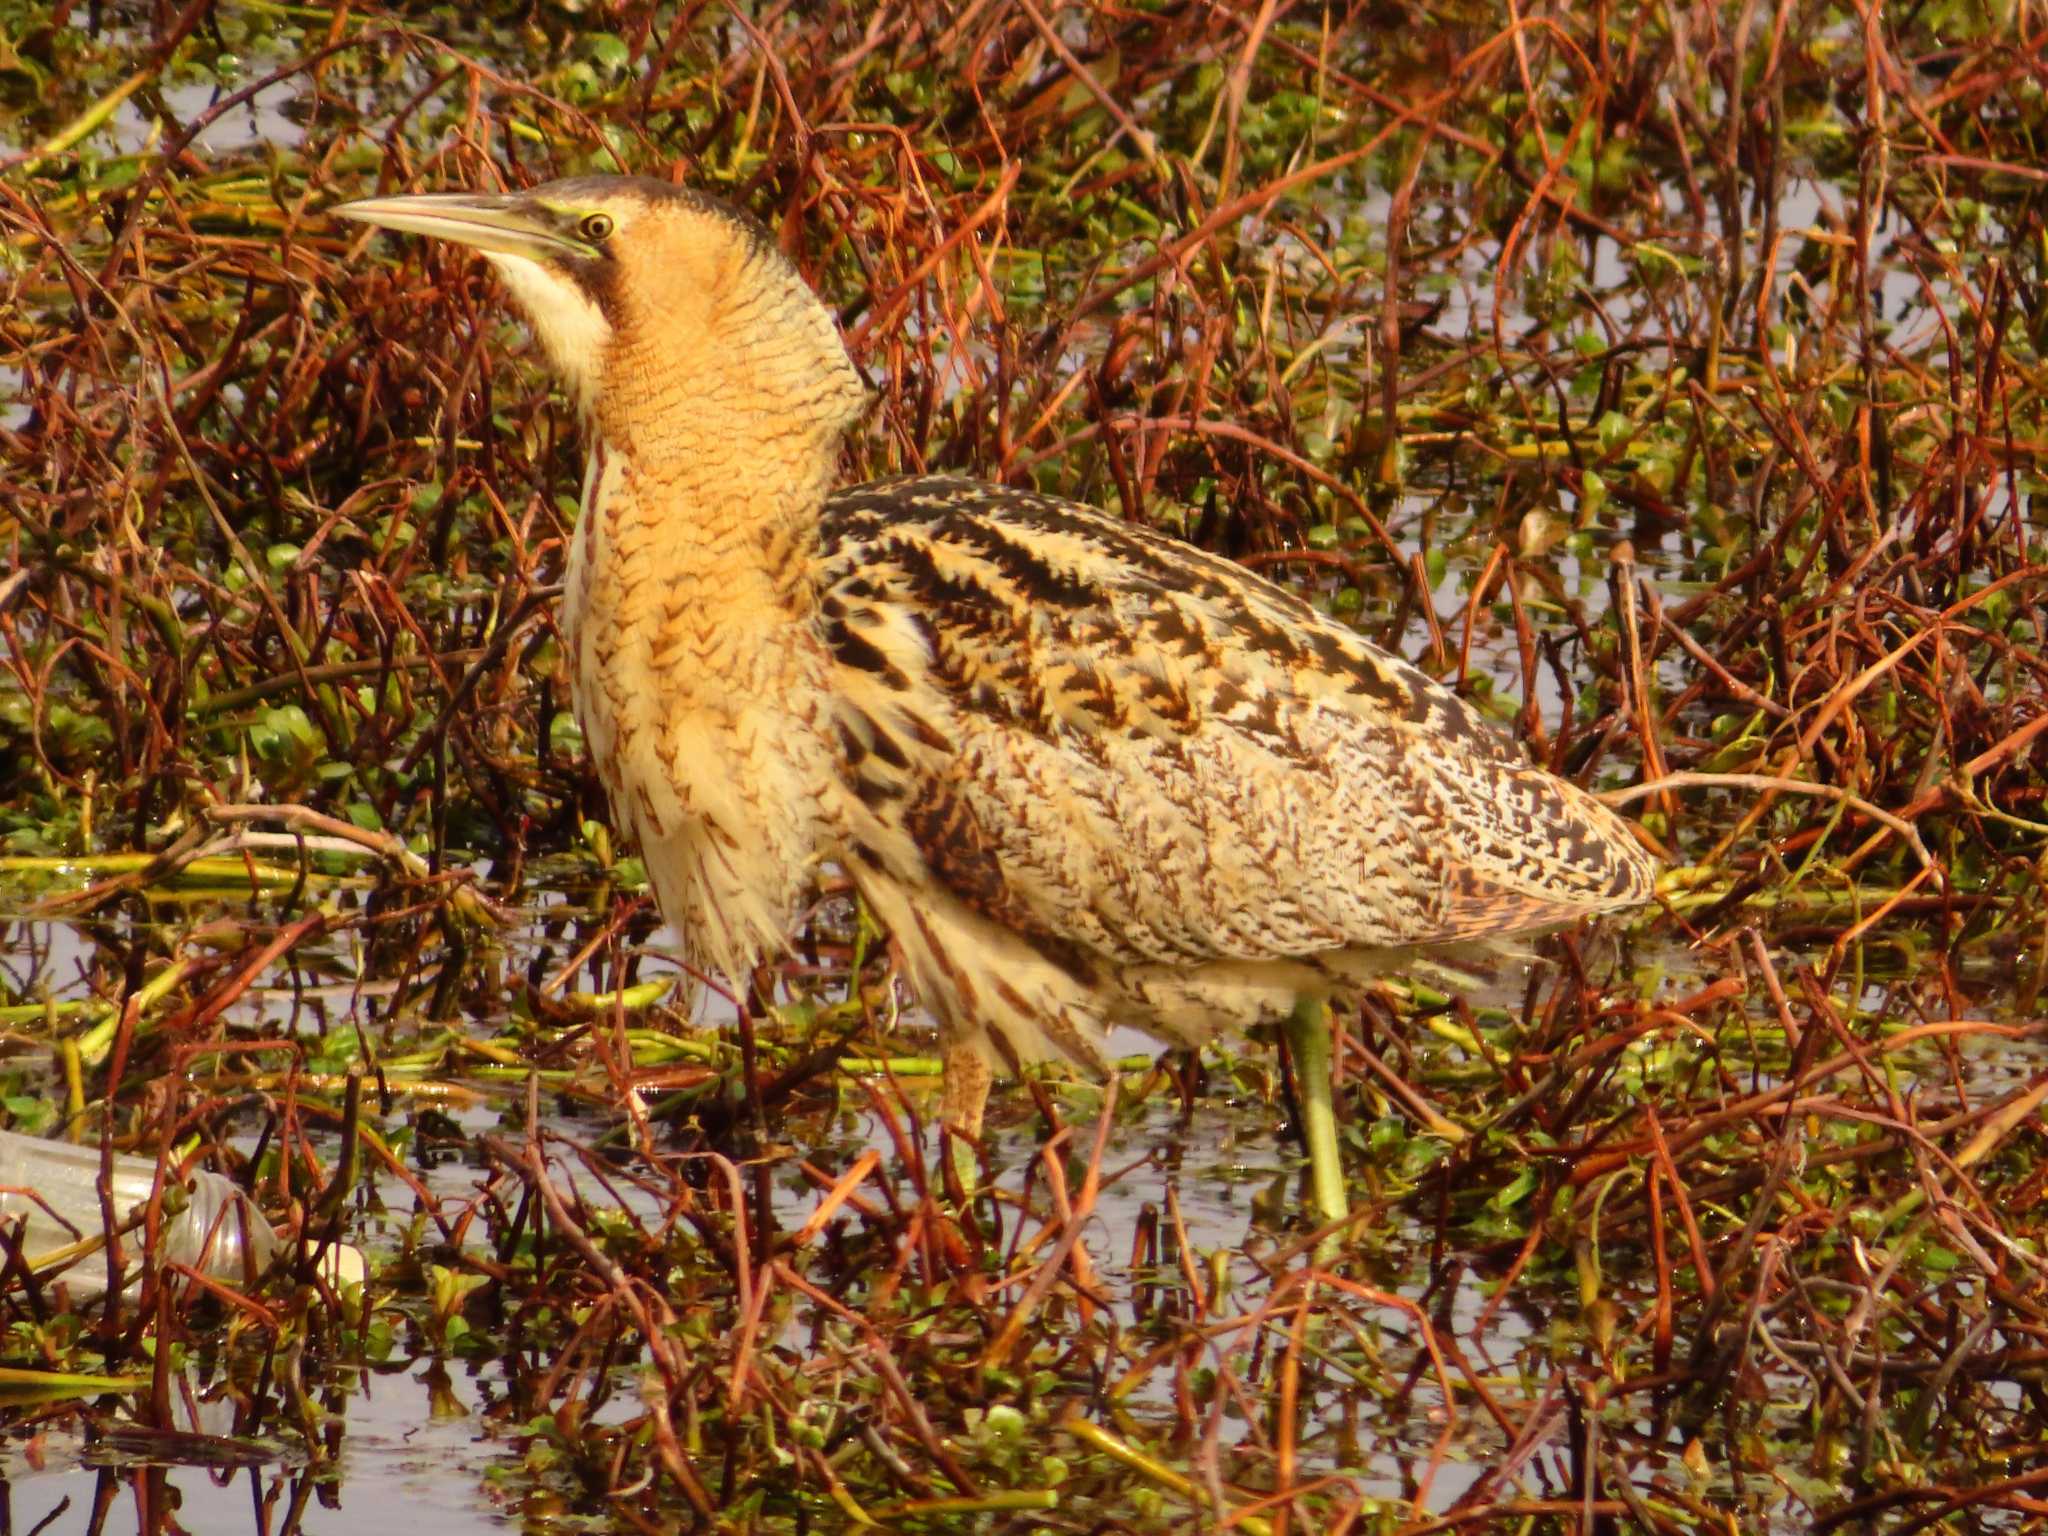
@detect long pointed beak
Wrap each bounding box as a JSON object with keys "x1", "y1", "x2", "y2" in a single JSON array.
[{"x1": 331, "y1": 192, "x2": 576, "y2": 262}]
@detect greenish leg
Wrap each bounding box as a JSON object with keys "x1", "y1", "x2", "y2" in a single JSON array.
[{"x1": 1283, "y1": 995, "x2": 1350, "y2": 1237}]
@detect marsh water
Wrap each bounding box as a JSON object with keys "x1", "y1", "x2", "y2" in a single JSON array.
[{"x1": 4, "y1": 3, "x2": 2047, "y2": 1533}]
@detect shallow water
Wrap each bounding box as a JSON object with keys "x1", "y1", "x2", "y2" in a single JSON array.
[
  {"x1": 5, "y1": 4, "x2": 2044, "y2": 1530},
  {"x1": 0, "y1": 879, "x2": 2020, "y2": 1531}
]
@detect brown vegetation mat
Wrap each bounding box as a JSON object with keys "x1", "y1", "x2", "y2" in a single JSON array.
[{"x1": 1, "y1": 1, "x2": 2046, "y2": 1531}]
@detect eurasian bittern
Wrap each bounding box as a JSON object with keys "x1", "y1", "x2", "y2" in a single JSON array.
[{"x1": 333, "y1": 175, "x2": 1653, "y2": 1226}]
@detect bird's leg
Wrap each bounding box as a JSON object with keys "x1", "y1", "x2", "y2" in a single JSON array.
[
  {"x1": 737, "y1": 968, "x2": 774, "y2": 1141},
  {"x1": 939, "y1": 1036, "x2": 992, "y2": 1200},
  {"x1": 1282, "y1": 995, "x2": 1350, "y2": 1238},
  {"x1": 940, "y1": 1041, "x2": 992, "y2": 1138}
]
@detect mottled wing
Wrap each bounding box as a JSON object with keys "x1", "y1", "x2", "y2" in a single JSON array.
[{"x1": 818, "y1": 477, "x2": 1651, "y2": 968}]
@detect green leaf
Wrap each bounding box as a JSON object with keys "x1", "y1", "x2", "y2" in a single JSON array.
[
  {"x1": 1490, "y1": 1166, "x2": 1539, "y2": 1211},
  {"x1": 584, "y1": 32, "x2": 630, "y2": 71}
]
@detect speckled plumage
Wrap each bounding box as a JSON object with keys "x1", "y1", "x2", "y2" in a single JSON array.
[
  {"x1": 814, "y1": 476, "x2": 1653, "y2": 1079},
  {"x1": 335, "y1": 176, "x2": 1655, "y2": 1158}
]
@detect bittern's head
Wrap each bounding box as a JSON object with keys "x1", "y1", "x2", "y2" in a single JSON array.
[{"x1": 333, "y1": 175, "x2": 866, "y2": 451}]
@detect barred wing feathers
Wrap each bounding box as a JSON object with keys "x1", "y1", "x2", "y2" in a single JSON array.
[{"x1": 818, "y1": 476, "x2": 1652, "y2": 979}]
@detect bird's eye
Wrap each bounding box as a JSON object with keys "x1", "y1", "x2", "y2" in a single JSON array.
[{"x1": 579, "y1": 212, "x2": 615, "y2": 244}]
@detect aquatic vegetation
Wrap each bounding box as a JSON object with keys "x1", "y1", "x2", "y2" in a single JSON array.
[{"x1": 1, "y1": 1, "x2": 2045, "y2": 1530}]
